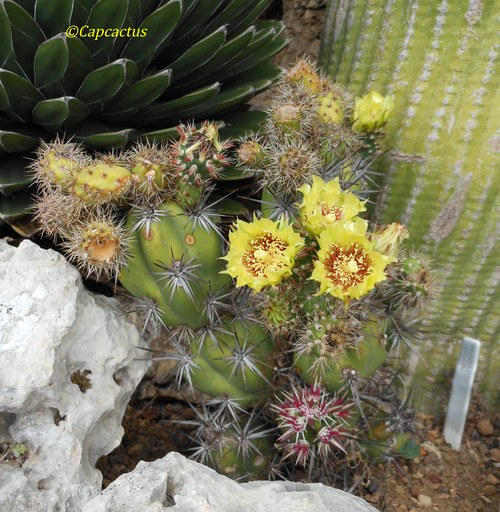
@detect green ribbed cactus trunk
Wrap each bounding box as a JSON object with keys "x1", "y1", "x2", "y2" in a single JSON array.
[{"x1": 319, "y1": 0, "x2": 500, "y2": 412}]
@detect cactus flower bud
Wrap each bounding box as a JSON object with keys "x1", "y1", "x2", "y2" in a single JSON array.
[{"x1": 352, "y1": 91, "x2": 394, "y2": 133}]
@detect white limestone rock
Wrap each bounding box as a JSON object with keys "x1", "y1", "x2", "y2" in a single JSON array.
[
  {"x1": 0, "y1": 239, "x2": 149, "y2": 511},
  {"x1": 84, "y1": 452, "x2": 378, "y2": 512}
]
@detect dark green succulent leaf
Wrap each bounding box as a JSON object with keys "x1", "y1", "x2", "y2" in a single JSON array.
[
  {"x1": 108, "y1": 0, "x2": 143, "y2": 60},
  {"x1": 100, "y1": 69, "x2": 172, "y2": 122},
  {"x1": 210, "y1": 194, "x2": 248, "y2": 215},
  {"x1": 175, "y1": 26, "x2": 256, "y2": 92},
  {"x1": 0, "y1": 187, "x2": 34, "y2": 221},
  {"x1": 12, "y1": 0, "x2": 35, "y2": 16},
  {"x1": 0, "y1": 129, "x2": 41, "y2": 153},
  {"x1": 0, "y1": 4, "x2": 26, "y2": 78},
  {"x1": 139, "y1": 125, "x2": 179, "y2": 143},
  {"x1": 70, "y1": 0, "x2": 97, "y2": 27},
  {"x1": 76, "y1": 59, "x2": 138, "y2": 114},
  {"x1": 34, "y1": 0, "x2": 73, "y2": 38},
  {"x1": 121, "y1": 0, "x2": 182, "y2": 75},
  {"x1": 216, "y1": 34, "x2": 288, "y2": 83},
  {"x1": 168, "y1": 26, "x2": 227, "y2": 87},
  {"x1": 0, "y1": 70, "x2": 44, "y2": 122},
  {"x1": 220, "y1": 110, "x2": 267, "y2": 135},
  {"x1": 32, "y1": 97, "x2": 90, "y2": 130},
  {"x1": 73, "y1": 128, "x2": 137, "y2": 148},
  {"x1": 253, "y1": 19, "x2": 286, "y2": 36},
  {"x1": 224, "y1": 64, "x2": 282, "y2": 89},
  {"x1": 132, "y1": 82, "x2": 220, "y2": 125},
  {"x1": 184, "y1": 84, "x2": 255, "y2": 119},
  {"x1": 175, "y1": 0, "x2": 196, "y2": 18},
  {"x1": 82, "y1": 0, "x2": 128, "y2": 69},
  {"x1": 34, "y1": 35, "x2": 68, "y2": 97},
  {"x1": 4, "y1": 0, "x2": 45, "y2": 83},
  {"x1": 159, "y1": 0, "x2": 225, "y2": 61},
  {"x1": 199, "y1": 0, "x2": 259, "y2": 40},
  {"x1": 0, "y1": 153, "x2": 32, "y2": 193},
  {"x1": 63, "y1": 36, "x2": 93, "y2": 96},
  {"x1": 227, "y1": 0, "x2": 273, "y2": 38}
]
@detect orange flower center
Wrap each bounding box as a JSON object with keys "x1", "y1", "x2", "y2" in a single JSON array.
[
  {"x1": 320, "y1": 202, "x2": 343, "y2": 223},
  {"x1": 324, "y1": 242, "x2": 372, "y2": 291},
  {"x1": 242, "y1": 234, "x2": 288, "y2": 277}
]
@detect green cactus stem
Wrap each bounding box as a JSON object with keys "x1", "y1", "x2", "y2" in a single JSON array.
[{"x1": 119, "y1": 200, "x2": 230, "y2": 330}]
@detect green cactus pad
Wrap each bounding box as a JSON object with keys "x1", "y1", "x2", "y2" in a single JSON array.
[
  {"x1": 190, "y1": 319, "x2": 276, "y2": 407},
  {"x1": 119, "y1": 200, "x2": 230, "y2": 330}
]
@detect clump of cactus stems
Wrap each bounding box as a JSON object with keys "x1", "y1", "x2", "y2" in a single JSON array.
[{"x1": 30, "y1": 60, "x2": 437, "y2": 487}]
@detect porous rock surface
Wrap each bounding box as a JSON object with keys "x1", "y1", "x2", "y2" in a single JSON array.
[
  {"x1": 0, "y1": 239, "x2": 149, "y2": 511},
  {"x1": 84, "y1": 451, "x2": 378, "y2": 512}
]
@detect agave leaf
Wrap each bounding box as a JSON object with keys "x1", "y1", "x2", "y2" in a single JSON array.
[
  {"x1": 12, "y1": 0, "x2": 35, "y2": 15},
  {"x1": 76, "y1": 59, "x2": 138, "y2": 114},
  {"x1": 100, "y1": 69, "x2": 172, "y2": 121},
  {"x1": 168, "y1": 26, "x2": 227, "y2": 86},
  {"x1": 0, "y1": 4, "x2": 26, "y2": 78},
  {"x1": 184, "y1": 84, "x2": 255, "y2": 119},
  {"x1": 0, "y1": 70, "x2": 43, "y2": 123},
  {"x1": 209, "y1": 195, "x2": 248, "y2": 215},
  {"x1": 34, "y1": 35, "x2": 69, "y2": 97},
  {"x1": 70, "y1": 0, "x2": 97, "y2": 27},
  {"x1": 0, "y1": 154, "x2": 32, "y2": 193},
  {"x1": 32, "y1": 97, "x2": 90, "y2": 130},
  {"x1": 169, "y1": 26, "x2": 256, "y2": 95},
  {"x1": 159, "y1": 0, "x2": 225, "y2": 61},
  {"x1": 72, "y1": 127, "x2": 137, "y2": 148},
  {"x1": 199, "y1": 0, "x2": 260, "y2": 40},
  {"x1": 0, "y1": 129, "x2": 40, "y2": 153},
  {"x1": 108, "y1": 0, "x2": 143, "y2": 61},
  {"x1": 0, "y1": 187, "x2": 33, "y2": 221},
  {"x1": 82, "y1": 0, "x2": 128, "y2": 69},
  {"x1": 62, "y1": 36, "x2": 93, "y2": 96},
  {"x1": 121, "y1": 0, "x2": 182, "y2": 75},
  {"x1": 227, "y1": 0, "x2": 273, "y2": 38},
  {"x1": 34, "y1": 0, "x2": 73, "y2": 38},
  {"x1": 139, "y1": 125, "x2": 179, "y2": 143},
  {"x1": 216, "y1": 35, "x2": 288, "y2": 83},
  {"x1": 220, "y1": 110, "x2": 267, "y2": 139},
  {"x1": 131, "y1": 82, "x2": 220, "y2": 125},
  {"x1": 4, "y1": 0, "x2": 45, "y2": 83},
  {"x1": 223, "y1": 64, "x2": 282, "y2": 89}
]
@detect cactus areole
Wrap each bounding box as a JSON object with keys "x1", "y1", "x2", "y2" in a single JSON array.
[{"x1": 119, "y1": 201, "x2": 231, "y2": 330}]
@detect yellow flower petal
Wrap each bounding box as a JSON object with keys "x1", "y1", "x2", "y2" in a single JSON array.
[
  {"x1": 311, "y1": 219, "x2": 395, "y2": 300},
  {"x1": 221, "y1": 216, "x2": 304, "y2": 292},
  {"x1": 297, "y1": 176, "x2": 366, "y2": 236}
]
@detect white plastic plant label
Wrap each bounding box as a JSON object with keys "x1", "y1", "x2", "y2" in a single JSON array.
[{"x1": 443, "y1": 336, "x2": 481, "y2": 450}]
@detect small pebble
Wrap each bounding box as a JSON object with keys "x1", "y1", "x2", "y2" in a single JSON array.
[
  {"x1": 477, "y1": 419, "x2": 494, "y2": 437},
  {"x1": 417, "y1": 494, "x2": 432, "y2": 507},
  {"x1": 478, "y1": 443, "x2": 489, "y2": 454},
  {"x1": 426, "y1": 473, "x2": 440, "y2": 484},
  {"x1": 486, "y1": 474, "x2": 500, "y2": 485},
  {"x1": 409, "y1": 487, "x2": 421, "y2": 499},
  {"x1": 489, "y1": 448, "x2": 500, "y2": 463},
  {"x1": 484, "y1": 485, "x2": 497, "y2": 496}
]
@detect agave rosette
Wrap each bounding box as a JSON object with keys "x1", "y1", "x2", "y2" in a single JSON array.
[{"x1": 0, "y1": 0, "x2": 287, "y2": 221}]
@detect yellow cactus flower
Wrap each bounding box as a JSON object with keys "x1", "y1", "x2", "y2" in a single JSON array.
[
  {"x1": 371, "y1": 222, "x2": 409, "y2": 259},
  {"x1": 351, "y1": 91, "x2": 394, "y2": 133},
  {"x1": 221, "y1": 216, "x2": 305, "y2": 292},
  {"x1": 297, "y1": 176, "x2": 366, "y2": 236},
  {"x1": 311, "y1": 219, "x2": 395, "y2": 301}
]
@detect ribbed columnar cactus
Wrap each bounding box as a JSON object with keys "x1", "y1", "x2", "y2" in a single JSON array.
[{"x1": 319, "y1": 0, "x2": 500, "y2": 410}]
